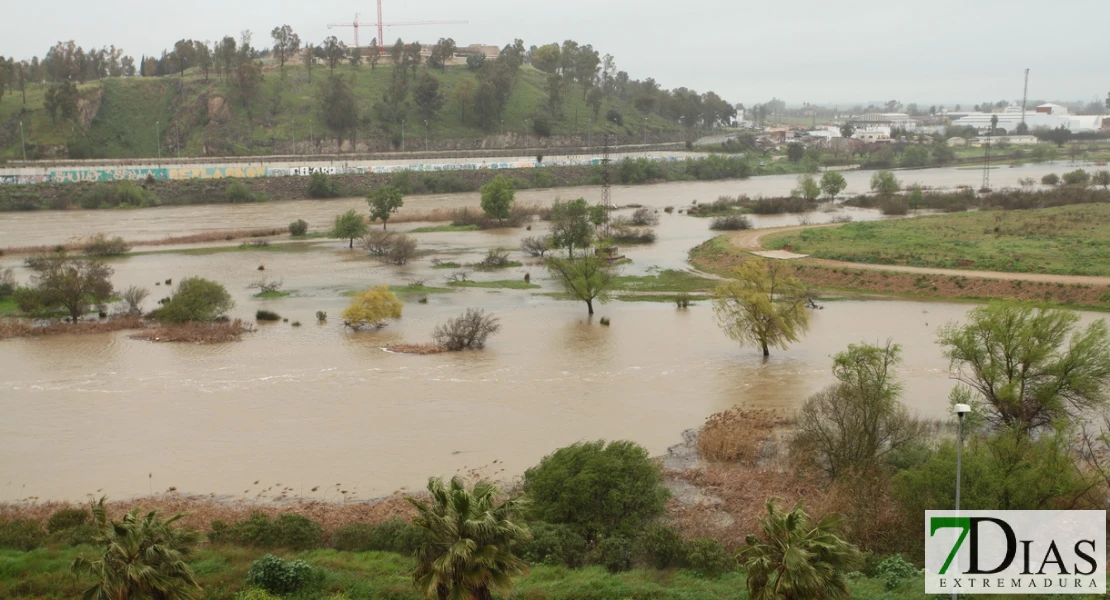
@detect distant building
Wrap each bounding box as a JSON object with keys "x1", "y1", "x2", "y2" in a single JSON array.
[
  {"x1": 968, "y1": 135, "x2": 1040, "y2": 147},
  {"x1": 850, "y1": 113, "x2": 919, "y2": 131},
  {"x1": 458, "y1": 44, "x2": 500, "y2": 59},
  {"x1": 951, "y1": 103, "x2": 1109, "y2": 133}
]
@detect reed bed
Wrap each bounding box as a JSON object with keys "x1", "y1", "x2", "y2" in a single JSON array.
[{"x1": 131, "y1": 319, "x2": 255, "y2": 343}]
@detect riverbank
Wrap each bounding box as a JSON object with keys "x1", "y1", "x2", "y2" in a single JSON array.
[{"x1": 688, "y1": 234, "x2": 1110, "y2": 310}]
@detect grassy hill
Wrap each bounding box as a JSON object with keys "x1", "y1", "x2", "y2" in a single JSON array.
[{"x1": 0, "y1": 63, "x2": 682, "y2": 160}]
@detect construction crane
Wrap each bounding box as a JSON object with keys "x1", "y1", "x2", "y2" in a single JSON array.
[{"x1": 327, "y1": 0, "x2": 467, "y2": 52}]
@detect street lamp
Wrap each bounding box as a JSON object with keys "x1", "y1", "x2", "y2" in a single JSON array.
[
  {"x1": 953, "y1": 402, "x2": 971, "y2": 600},
  {"x1": 19, "y1": 121, "x2": 27, "y2": 161}
]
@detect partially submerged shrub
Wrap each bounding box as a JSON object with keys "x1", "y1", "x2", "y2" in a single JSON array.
[
  {"x1": 629, "y1": 207, "x2": 660, "y2": 226},
  {"x1": 385, "y1": 234, "x2": 417, "y2": 265},
  {"x1": 432, "y1": 308, "x2": 501, "y2": 351},
  {"x1": 342, "y1": 286, "x2": 403, "y2": 329},
  {"x1": 878, "y1": 196, "x2": 909, "y2": 216},
  {"x1": 120, "y1": 285, "x2": 149, "y2": 315},
  {"x1": 246, "y1": 554, "x2": 314, "y2": 595},
  {"x1": 316, "y1": 311, "x2": 327, "y2": 322},
  {"x1": 82, "y1": 233, "x2": 131, "y2": 256},
  {"x1": 289, "y1": 219, "x2": 309, "y2": 236},
  {"x1": 611, "y1": 227, "x2": 656, "y2": 244},
  {"x1": 520, "y1": 236, "x2": 550, "y2": 257},
  {"x1": 479, "y1": 248, "x2": 512, "y2": 269},
  {"x1": 709, "y1": 215, "x2": 753, "y2": 230},
  {"x1": 360, "y1": 229, "x2": 395, "y2": 256},
  {"x1": 152, "y1": 277, "x2": 234, "y2": 322},
  {"x1": 256, "y1": 310, "x2": 281, "y2": 321}
]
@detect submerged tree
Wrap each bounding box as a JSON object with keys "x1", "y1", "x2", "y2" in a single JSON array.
[
  {"x1": 712, "y1": 258, "x2": 809, "y2": 357},
  {"x1": 739, "y1": 499, "x2": 861, "y2": 600},
  {"x1": 546, "y1": 253, "x2": 614, "y2": 315},
  {"x1": 409, "y1": 476, "x2": 530, "y2": 600},
  {"x1": 71, "y1": 496, "x2": 201, "y2": 600},
  {"x1": 24, "y1": 252, "x2": 114, "y2": 321},
  {"x1": 331, "y1": 209, "x2": 369, "y2": 248},
  {"x1": 938, "y1": 302, "x2": 1110, "y2": 434},
  {"x1": 368, "y1": 185, "x2": 405, "y2": 229},
  {"x1": 342, "y1": 286, "x2": 403, "y2": 330},
  {"x1": 479, "y1": 175, "x2": 515, "y2": 225}
]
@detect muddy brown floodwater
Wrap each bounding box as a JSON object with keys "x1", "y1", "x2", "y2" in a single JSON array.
[{"x1": 1, "y1": 161, "x2": 1106, "y2": 503}]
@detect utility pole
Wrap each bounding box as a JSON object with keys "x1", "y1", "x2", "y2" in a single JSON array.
[
  {"x1": 156, "y1": 120, "x2": 161, "y2": 159},
  {"x1": 1021, "y1": 68, "x2": 1030, "y2": 130},
  {"x1": 20, "y1": 121, "x2": 27, "y2": 161}
]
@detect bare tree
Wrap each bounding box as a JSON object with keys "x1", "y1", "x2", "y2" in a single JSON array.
[
  {"x1": 120, "y1": 285, "x2": 149, "y2": 315},
  {"x1": 385, "y1": 234, "x2": 417, "y2": 265},
  {"x1": 520, "y1": 236, "x2": 550, "y2": 257},
  {"x1": 360, "y1": 230, "x2": 396, "y2": 256},
  {"x1": 247, "y1": 276, "x2": 284, "y2": 294},
  {"x1": 433, "y1": 309, "x2": 501, "y2": 350}
]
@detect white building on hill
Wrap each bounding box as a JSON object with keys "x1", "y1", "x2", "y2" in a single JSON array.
[{"x1": 952, "y1": 103, "x2": 1109, "y2": 133}]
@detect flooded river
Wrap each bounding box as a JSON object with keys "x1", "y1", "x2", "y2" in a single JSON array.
[{"x1": 0, "y1": 161, "x2": 1105, "y2": 502}]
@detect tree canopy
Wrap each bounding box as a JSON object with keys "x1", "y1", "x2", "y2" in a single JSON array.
[
  {"x1": 367, "y1": 186, "x2": 405, "y2": 229},
  {"x1": 331, "y1": 209, "x2": 369, "y2": 248},
  {"x1": 712, "y1": 258, "x2": 810, "y2": 356},
  {"x1": 479, "y1": 175, "x2": 515, "y2": 225},
  {"x1": 341, "y1": 286, "x2": 403, "y2": 330}
]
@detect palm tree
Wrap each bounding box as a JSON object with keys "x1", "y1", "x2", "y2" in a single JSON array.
[
  {"x1": 71, "y1": 497, "x2": 201, "y2": 600},
  {"x1": 739, "y1": 499, "x2": 862, "y2": 600},
  {"x1": 408, "y1": 476, "x2": 531, "y2": 600}
]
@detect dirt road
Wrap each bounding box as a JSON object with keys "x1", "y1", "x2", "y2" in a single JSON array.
[{"x1": 732, "y1": 224, "x2": 1110, "y2": 287}]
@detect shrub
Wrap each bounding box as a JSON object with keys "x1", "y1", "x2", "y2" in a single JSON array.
[
  {"x1": 524, "y1": 440, "x2": 669, "y2": 540},
  {"x1": 332, "y1": 519, "x2": 428, "y2": 554},
  {"x1": 120, "y1": 285, "x2": 149, "y2": 315},
  {"x1": 637, "y1": 523, "x2": 686, "y2": 569},
  {"x1": 674, "y1": 293, "x2": 692, "y2": 308},
  {"x1": 246, "y1": 554, "x2": 314, "y2": 595},
  {"x1": 709, "y1": 215, "x2": 753, "y2": 230},
  {"x1": 0, "y1": 268, "x2": 16, "y2": 299},
  {"x1": 684, "y1": 537, "x2": 735, "y2": 578},
  {"x1": 1061, "y1": 169, "x2": 1090, "y2": 187},
  {"x1": 629, "y1": 207, "x2": 659, "y2": 226},
  {"x1": 256, "y1": 310, "x2": 281, "y2": 321},
  {"x1": 532, "y1": 169, "x2": 556, "y2": 188},
  {"x1": 878, "y1": 196, "x2": 909, "y2": 215},
  {"x1": 875, "y1": 554, "x2": 919, "y2": 590},
  {"x1": 316, "y1": 311, "x2": 327, "y2": 321},
  {"x1": 532, "y1": 116, "x2": 552, "y2": 137},
  {"x1": 1041, "y1": 173, "x2": 1060, "y2": 185},
  {"x1": 606, "y1": 109, "x2": 624, "y2": 126},
  {"x1": 0, "y1": 519, "x2": 45, "y2": 551},
  {"x1": 479, "y1": 248, "x2": 512, "y2": 269},
  {"x1": 360, "y1": 229, "x2": 396, "y2": 256},
  {"x1": 226, "y1": 180, "x2": 259, "y2": 203},
  {"x1": 342, "y1": 286, "x2": 403, "y2": 329},
  {"x1": 77, "y1": 181, "x2": 155, "y2": 209},
  {"x1": 307, "y1": 172, "x2": 341, "y2": 198},
  {"x1": 210, "y1": 512, "x2": 322, "y2": 549},
  {"x1": 153, "y1": 277, "x2": 234, "y2": 322},
  {"x1": 432, "y1": 308, "x2": 501, "y2": 351},
  {"x1": 385, "y1": 234, "x2": 417, "y2": 265},
  {"x1": 519, "y1": 522, "x2": 587, "y2": 567},
  {"x1": 47, "y1": 508, "x2": 89, "y2": 533},
  {"x1": 82, "y1": 233, "x2": 131, "y2": 256},
  {"x1": 520, "y1": 236, "x2": 550, "y2": 257},
  {"x1": 610, "y1": 227, "x2": 656, "y2": 244},
  {"x1": 589, "y1": 536, "x2": 634, "y2": 573},
  {"x1": 289, "y1": 219, "x2": 309, "y2": 236}
]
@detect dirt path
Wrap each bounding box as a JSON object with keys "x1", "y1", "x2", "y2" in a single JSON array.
[{"x1": 733, "y1": 224, "x2": 1110, "y2": 286}]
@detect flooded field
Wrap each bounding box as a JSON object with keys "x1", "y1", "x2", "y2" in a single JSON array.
[{"x1": 1, "y1": 162, "x2": 1104, "y2": 503}]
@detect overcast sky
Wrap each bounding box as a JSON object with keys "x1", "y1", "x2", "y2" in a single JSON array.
[{"x1": 4, "y1": 0, "x2": 1106, "y2": 108}]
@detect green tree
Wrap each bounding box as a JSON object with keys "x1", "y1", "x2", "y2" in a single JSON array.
[
  {"x1": 545, "y1": 72, "x2": 564, "y2": 118},
  {"x1": 43, "y1": 80, "x2": 79, "y2": 125},
  {"x1": 587, "y1": 87, "x2": 604, "y2": 121},
  {"x1": 793, "y1": 174, "x2": 820, "y2": 201},
  {"x1": 404, "y1": 41, "x2": 423, "y2": 77},
  {"x1": 367, "y1": 185, "x2": 405, "y2": 230},
  {"x1": 838, "y1": 123, "x2": 855, "y2": 138},
  {"x1": 931, "y1": 142, "x2": 955, "y2": 165},
  {"x1": 1093, "y1": 170, "x2": 1110, "y2": 189},
  {"x1": 302, "y1": 42, "x2": 315, "y2": 83},
  {"x1": 192, "y1": 41, "x2": 212, "y2": 81},
  {"x1": 317, "y1": 75, "x2": 359, "y2": 152},
  {"x1": 412, "y1": 73, "x2": 445, "y2": 121},
  {"x1": 234, "y1": 61, "x2": 262, "y2": 114},
  {"x1": 427, "y1": 38, "x2": 456, "y2": 70},
  {"x1": 786, "y1": 143, "x2": 805, "y2": 162},
  {"x1": 547, "y1": 198, "x2": 593, "y2": 257},
  {"x1": 938, "y1": 302, "x2": 1110, "y2": 434},
  {"x1": 546, "y1": 253, "x2": 614, "y2": 315},
  {"x1": 321, "y1": 36, "x2": 346, "y2": 75},
  {"x1": 331, "y1": 209, "x2": 369, "y2": 248},
  {"x1": 25, "y1": 252, "x2": 114, "y2": 321},
  {"x1": 531, "y1": 43, "x2": 560, "y2": 73},
  {"x1": 523, "y1": 440, "x2": 669, "y2": 541},
  {"x1": 869, "y1": 170, "x2": 901, "y2": 196},
  {"x1": 454, "y1": 77, "x2": 476, "y2": 123},
  {"x1": 479, "y1": 175, "x2": 515, "y2": 225},
  {"x1": 794, "y1": 342, "x2": 925, "y2": 478},
  {"x1": 1044, "y1": 125, "x2": 1071, "y2": 148},
  {"x1": 1062, "y1": 169, "x2": 1090, "y2": 186},
  {"x1": 71, "y1": 497, "x2": 201, "y2": 600},
  {"x1": 409, "y1": 477, "x2": 529, "y2": 600},
  {"x1": 270, "y1": 25, "x2": 300, "y2": 68},
  {"x1": 739, "y1": 499, "x2": 861, "y2": 600},
  {"x1": 900, "y1": 145, "x2": 930, "y2": 167},
  {"x1": 155, "y1": 277, "x2": 234, "y2": 322},
  {"x1": 819, "y1": 171, "x2": 847, "y2": 199},
  {"x1": 713, "y1": 258, "x2": 810, "y2": 357}
]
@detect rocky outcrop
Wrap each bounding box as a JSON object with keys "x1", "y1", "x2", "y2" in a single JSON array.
[{"x1": 76, "y1": 88, "x2": 104, "y2": 132}]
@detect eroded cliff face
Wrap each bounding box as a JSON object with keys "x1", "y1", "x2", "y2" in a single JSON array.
[{"x1": 76, "y1": 88, "x2": 105, "y2": 132}]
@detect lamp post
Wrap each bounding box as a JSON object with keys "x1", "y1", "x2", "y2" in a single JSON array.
[
  {"x1": 953, "y1": 402, "x2": 971, "y2": 600},
  {"x1": 401, "y1": 119, "x2": 405, "y2": 152},
  {"x1": 19, "y1": 121, "x2": 27, "y2": 161},
  {"x1": 156, "y1": 120, "x2": 161, "y2": 159},
  {"x1": 292, "y1": 118, "x2": 296, "y2": 156},
  {"x1": 424, "y1": 119, "x2": 428, "y2": 151}
]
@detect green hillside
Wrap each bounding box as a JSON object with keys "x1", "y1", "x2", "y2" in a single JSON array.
[{"x1": 0, "y1": 63, "x2": 682, "y2": 160}]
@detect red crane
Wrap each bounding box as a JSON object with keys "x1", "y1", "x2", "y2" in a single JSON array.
[{"x1": 327, "y1": 0, "x2": 467, "y2": 52}]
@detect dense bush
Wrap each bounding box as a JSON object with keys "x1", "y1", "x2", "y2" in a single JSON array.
[
  {"x1": 610, "y1": 227, "x2": 656, "y2": 244},
  {"x1": 518, "y1": 522, "x2": 588, "y2": 568},
  {"x1": 875, "y1": 554, "x2": 919, "y2": 590},
  {"x1": 0, "y1": 519, "x2": 45, "y2": 551},
  {"x1": 333, "y1": 519, "x2": 429, "y2": 554},
  {"x1": 432, "y1": 308, "x2": 501, "y2": 351},
  {"x1": 0, "y1": 268, "x2": 15, "y2": 299},
  {"x1": 524, "y1": 440, "x2": 670, "y2": 541},
  {"x1": 289, "y1": 219, "x2": 309, "y2": 236},
  {"x1": 629, "y1": 207, "x2": 659, "y2": 226},
  {"x1": 78, "y1": 181, "x2": 156, "y2": 209},
  {"x1": 747, "y1": 196, "x2": 813, "y2": 214},
  {"x1": 878, "y1": 197, "x2": 909, "y2": 216},
  {"x1": 684, "y1": 537, "x2": 735, "y2": 578},
  {"x1": 246, "y1": 554, "x2": 315, "y2": 595},
  {"x1": 1062, "y1": 169, "x2": 1090, "y2": 187},
  {"x1": 1041, "y1": 173, "x2": 1060, "y2": 185},
  {"x1": 385, "y1": 234, "x2": 417, "y2": 265},
  {"x1": 256, "y1": 310, "x2": 281, "y2": 321},
  {"x1": 533, "y1": 117, "x2": 553, "y2": 137},
  {"x1": 209, "y1": 512, "x2": 323, "y2": 550},
  {"x1": 152, "y1": 277, "x2": 234, "y2": 322},
  {"x1": 82, "y1": 233, "x2": 131, "y2": 256},
  {"x1": 226, "y1": 180, "x2": 260, "y2": 203},
  {"x1": 520, "y1": 235, "x2": 550, "y2": 257},
  {"x1": 307, "y1": 172, "x2": 341, "y2": 198},
  {"x1": 532, "y1": 169, "x2": 556, "y2": 188},
  {"x1": 589, "y1": 536, "x2": 635, "y2": 573},
  {"x1": 606, "y1": 109, "x2": 623, "y2": 126},
  {"x1": 637, "y1": 523, "x2": 686, "y2": 569},
  {"x1": 0, "y1": 189, "x2": 47, "y2": 211},
  {"x1": 46, "y1": 508, "x2": 89, "y2": 533},
  {"x1": 709, "y1": 215, "x2": 753, "y2": 231}
]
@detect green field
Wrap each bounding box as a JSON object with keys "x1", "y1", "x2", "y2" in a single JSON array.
[
  {"x1": 766, "y1": 204, "x2": 1110, "y2": 277},
  {"x1": 0, "y1": 545, "x2": 954, "y2": 600},
  {"x1": 0, "y1": 63, "x2": 682, "y2": 160},
  {"x1": 611, "y1": 269, "x2": 718, "y2": 293}
]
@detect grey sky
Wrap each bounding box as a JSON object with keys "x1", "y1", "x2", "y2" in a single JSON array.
[{"x1": 4, "y1": 0, "x2": 1107, "y2": 107}]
